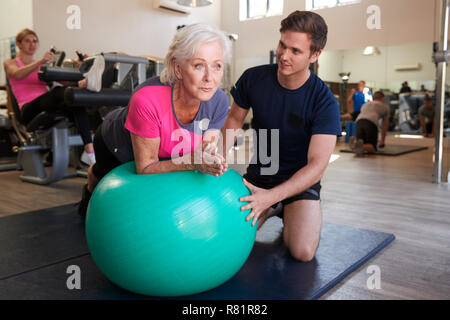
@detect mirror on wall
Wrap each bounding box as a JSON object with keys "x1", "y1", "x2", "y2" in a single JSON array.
[{"x1": 317, "y1": 41, "x2": 450, "y2": 134}]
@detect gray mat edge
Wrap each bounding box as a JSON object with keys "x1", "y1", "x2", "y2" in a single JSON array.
[
  {"x1": 310, "y1": 233, "x2": 395, "y2": 300},
  {"x1": 340, "y1": 146, "x2": 427, "y2": 156}
]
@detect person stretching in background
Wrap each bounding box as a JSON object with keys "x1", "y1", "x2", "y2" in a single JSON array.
[{"x1": 349, "y1": 91, "x2": 390, "y2": 155}]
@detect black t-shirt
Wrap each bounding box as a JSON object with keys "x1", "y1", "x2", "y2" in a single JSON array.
[
  {"x1": 400, "y1": 86, "x2": 412, "y2": 93},
  {"x1": 231, "y1": 64, "x2": 341, "y2": 179}
]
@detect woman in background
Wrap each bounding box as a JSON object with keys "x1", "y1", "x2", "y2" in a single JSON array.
[{"x1": 3, "y1": 28, "x2": 104, "y2": 166}]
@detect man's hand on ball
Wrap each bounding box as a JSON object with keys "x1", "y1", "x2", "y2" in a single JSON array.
[{"x1": 239, "y1": 178, "x2": 276, "y2": 226}]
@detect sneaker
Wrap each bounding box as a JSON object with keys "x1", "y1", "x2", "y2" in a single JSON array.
[
  {"x1": 84, "y1": 55, "x2": 105, "y2": 92},
  {"x1": 349, "y1": 136, "x2": 365, "y2": 156},
  {"x1": 77, "y1": 184, "x2": 92, "y2": 219},
  {"x1": 80, "y1": 151, "x2": 96, "y2": 166}
]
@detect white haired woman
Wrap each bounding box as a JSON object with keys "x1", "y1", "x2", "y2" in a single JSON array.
[{"x1": 78, "y1": 24, "x2": 231, "y2": 218}]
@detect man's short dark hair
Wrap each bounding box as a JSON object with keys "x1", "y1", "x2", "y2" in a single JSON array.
[
  {"x1": 373, "y1": 91, "x2": 385, "y2": 100},
  {"x1": 280, "y1": 11, "x2": 328, "y2": 54}
]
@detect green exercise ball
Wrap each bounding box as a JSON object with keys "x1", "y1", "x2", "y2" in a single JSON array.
[{"x1": 85, "y1": 162, "x2": 256, "y2": 297}]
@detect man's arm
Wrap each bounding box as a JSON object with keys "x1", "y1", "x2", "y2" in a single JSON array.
[
  {"x1": 431, "y1": 116, "x2": 435, "y2": 137},
  {"x1": 240, "y1": 134, "x2": 337, "y2": 217},
  {"x1": 220, "y1": 102, "x2": 249, "y2": 156},
  {"x1": 269, "y1": 134, "x2": 336, "y2": 202},
  {"x1": 346, "y1": 89, "x2": 355, "y2": 113},
  {"x1": 379, "y1": 115, "x2": 389, "y2": 147},
  {"x1": 419, "y1": 114, "x2": 427, "y2": 137}
]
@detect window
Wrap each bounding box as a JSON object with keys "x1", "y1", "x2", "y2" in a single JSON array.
[
  {"x1": 239, "y1": 0, "x2": 283, "y2": 21},
  {"x1": 306, "y1": 0, "x2": 360, "y2": 10}
]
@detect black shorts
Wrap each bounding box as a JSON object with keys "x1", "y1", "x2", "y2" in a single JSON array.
[
  {"x1": 425, "y1": 121, "x2": 433, "y2": 134},
  {"x1": 92, "y1": 124, "x2": 122, "y2": 181},
  {"x1": 356, "y1": 119, "x2": 378, "y2": 150},
  {"x1": 351, "y1": 111, "x2": 360, "y2": 121},
  {"x1": 243, "y1": 170, "x2": 321, "y2": 206}
]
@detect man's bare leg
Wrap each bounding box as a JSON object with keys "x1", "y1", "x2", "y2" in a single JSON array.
[{"x1": 282, "y1": 200, "x2": 322, "y2": 262}]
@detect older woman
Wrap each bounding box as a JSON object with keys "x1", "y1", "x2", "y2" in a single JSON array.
[
  {"x1": 78, "y1": 24, "x2": 231, "y2": 217},
  {"x1": 3, "y1": 28, "x2": 103, "y2": 166}
]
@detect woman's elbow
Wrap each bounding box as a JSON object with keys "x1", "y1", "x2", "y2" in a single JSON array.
[
  {"x1": 135, "y1": 162, "x2": 148, "y2": 175},
  {"x1": 135, "y1": 160, "x2": 159, "y2": 175},
  {"x1": 9, "y1": 71, "x2": 24, "y2": 80}
]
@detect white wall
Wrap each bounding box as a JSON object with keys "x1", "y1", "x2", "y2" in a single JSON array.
[
  {"x1": 0, "y1": 0, "x2": 33, "y2": 40},
  {"x1": 317, "y1": 50, "x2": 343, "y2": 83},
  {"x1": 0, "y1": 0, "x2": 33, "y2": 85},
  {"x1": 222, "y1": 0, "x2": 441, "y2": 84},
  {"x1": 315, "y1": 0, "x2": 439, "y2": 51},
  {"x1": 2, "y1": 0, "x2": 444, "y2": 90},
  {"x1": 32, "y1": 0, "x2": 222, "y2": 60},
  {"x1": 319, "y1": 42, "x2": 437, "y2": 92}
]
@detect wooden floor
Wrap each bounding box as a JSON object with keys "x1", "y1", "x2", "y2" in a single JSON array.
[{"x1": 0, "y1": 134, "x2": 449, "y2": 300}]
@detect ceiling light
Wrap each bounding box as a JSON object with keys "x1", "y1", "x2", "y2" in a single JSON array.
[
  {"x1": 363, "y1": 46, "x2": 381, "y2": 55},
  {"x1": 339, "y1": 72, "x2": 351, "y2": 82}
]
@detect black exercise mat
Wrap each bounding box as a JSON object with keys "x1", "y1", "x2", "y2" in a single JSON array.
[
  {"x1": 0, "y1": 205, "x2": 395, "y2": 300},
  {"x1": 340, "y1": 145, "x2": 427, "y2": 156},
  {"x1": 0, "y1": 203, "x2": 88, "y2": 280}
]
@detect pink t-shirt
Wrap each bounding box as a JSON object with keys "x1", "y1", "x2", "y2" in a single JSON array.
[
  {"x1": 123, "y1": 77, "x2": 229, "y2": 160},
  {"x1": 7, "y1": 58, "x2": 48, "y2": 108}
]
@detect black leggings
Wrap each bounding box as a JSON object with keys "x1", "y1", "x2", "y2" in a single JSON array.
[
  {"x1": 21, "y1": 86, "x2": 93, "y2": 145},
  {"x1": 92, "y1": 124, "x2": 121, "y2": 181}
]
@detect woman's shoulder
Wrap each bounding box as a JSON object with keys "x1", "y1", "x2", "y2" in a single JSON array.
[
  {"x1": 133, "y1": 76, "x2": 168, "y2": 91},
  {"x1": 201, "y1": 89, "x2": 229, "y2": 118},
  {"x1": 130, "y1": 77, "x2": 172, "y2": 111},
  {"x1": 212, "y1": 87, "x2": 227, "y2": 100},
  {"x1": 3, "y1": 58, "x2": 20, "y2": 78},
  {"x1": 204, "y1": 88, "x2": 229, "y2": 109},
  {"x1": 3, "y1": 57, "x2": 17, "y2": 68},
  {"x1": 133, "y1": 77, "x2": 169, "y2": 97}
]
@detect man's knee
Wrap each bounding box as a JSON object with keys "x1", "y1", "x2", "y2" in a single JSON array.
[
  {"x1": 288, "y1": 243, "x2": 317, "y2": 262},
  {"x1": 283, "y1": 199, "x2": 322, "y2": 262},
  {"x1": 364, "y1": 143, "x2": 376, "y2": 153}
]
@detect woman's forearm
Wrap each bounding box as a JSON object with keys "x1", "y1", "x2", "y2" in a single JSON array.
[
  {"x1": 10, "y1": 60, "x2": 43, "y2": 80},
  {"x1": 137, "y1": 153, "x2": 195, "y2": 175}
]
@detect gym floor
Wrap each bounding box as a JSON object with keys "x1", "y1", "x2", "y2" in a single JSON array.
[{"x1": 0, "y1": 134, "x2": 449, "y2": 300}]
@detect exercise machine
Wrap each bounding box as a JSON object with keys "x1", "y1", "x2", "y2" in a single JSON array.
[
  {"x1": 6, "y1": 52, "x2": 150, "y2": 185},
  {"x1": 397, "y1": 93, "x2": 424, "y2": 133}
]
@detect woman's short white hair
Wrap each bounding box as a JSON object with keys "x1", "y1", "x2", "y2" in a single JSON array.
[{"x1": 160, "y1": 24, "x2": 231, "y2": 85}]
